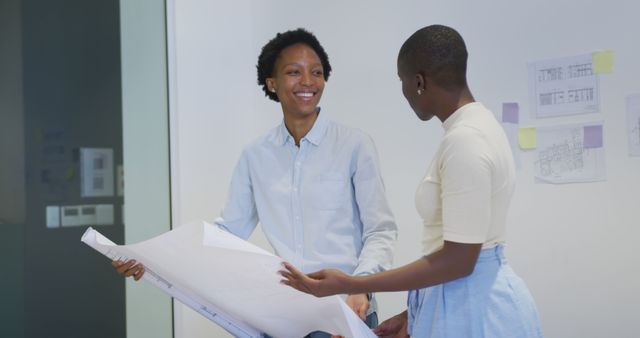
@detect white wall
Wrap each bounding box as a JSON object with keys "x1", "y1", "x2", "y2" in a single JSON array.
[
  {"x1": 167, "y1": 1, "x2": 262, "y2": 337},
  {"x1": 168, "y1": 1, "x2": 640, "y2": 337}
]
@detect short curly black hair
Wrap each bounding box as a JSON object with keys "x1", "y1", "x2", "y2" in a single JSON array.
[
  {"x1": 257, "y1": 28, "x2": 332, "y2": 102},
  {"x1": 398, "y1": 25, "x2": 468, "y2": 90}
]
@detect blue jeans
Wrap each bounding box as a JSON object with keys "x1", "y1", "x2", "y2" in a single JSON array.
[{"x1": 264, "y1": 312, "x2": 378, "y2": 338}]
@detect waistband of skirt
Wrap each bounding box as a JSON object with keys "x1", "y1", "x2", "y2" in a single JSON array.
[{"x1": 475, "y1": 243, "x2": 506, "y2": 263}]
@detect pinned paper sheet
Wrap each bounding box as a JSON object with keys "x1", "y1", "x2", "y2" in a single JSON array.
[
  {"x1": 518, "y1": 128, "x2": 537, "y2": 149},
  {"x1": 528, "y1": 53, "x2": 600, "y2": 118},
  {"x1": 583, "y1": 125, "x2": 603, "y2": 148},
  {"x1": 502, "y1": 102, "x2": 519, "y2": 124},
  {"x1": 534, "y1": 122, "x2": 606, "y2": 184},
  {"x1": 592, "y1": 50, "x2": 614, "y2": 74}
]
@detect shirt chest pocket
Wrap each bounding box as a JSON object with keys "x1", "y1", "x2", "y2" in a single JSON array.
[{"x1": 306, "y1": 173, "x2": 350, "y2": 210}]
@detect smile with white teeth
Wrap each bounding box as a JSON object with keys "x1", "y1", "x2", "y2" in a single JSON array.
[{"x1": 296, "y1": 92, "x2": 314, "y2": 97}]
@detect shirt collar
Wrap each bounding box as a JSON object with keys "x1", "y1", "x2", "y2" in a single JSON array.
[
  {"x1": 303, "y1": 109, "x2": 328, "y2": 146},
  {"x1": 442, "y1": 102, "x2": 482, "y2": 132},
  {"x1": 274, "y1": 108, "x2": 329, "y2": 146}
]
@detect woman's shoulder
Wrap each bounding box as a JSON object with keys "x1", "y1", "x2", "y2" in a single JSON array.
[
  {"x1": 327, "y1": 119, "x2": 374, "y2": 144},
  {"x1": 443, "y1": 123, "x2": 487, "y2": 144},
  {"x1": 236, "y1": 124, "x2": 284, "y2": 157},
  {"x1": 325, "y1": 123, "x2": 380, "y2": 159}
]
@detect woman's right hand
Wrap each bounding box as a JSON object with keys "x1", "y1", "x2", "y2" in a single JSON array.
[
  {"x1": 111, "y1": 259, "x2": 145, "y2": 281},
  {"x1": 373, "y1": 310, "x2": 409, "y2": 338}
]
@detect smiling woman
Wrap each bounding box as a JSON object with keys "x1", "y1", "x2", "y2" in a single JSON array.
[
  {"x1": 256, "y1": 29, "x2": 332, "y2": 145},
  {"x1": 115, "y1": 27, "x2": 398, "y2": 338},
  {"x1": 267, "y1": 44, "x2": 325, "y2": 122},
  {"x1": 246, "y1": 29, "x2": 397, "y2": 338}
]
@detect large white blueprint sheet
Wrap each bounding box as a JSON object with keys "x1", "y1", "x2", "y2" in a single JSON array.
[{"x1": 81, "y1": 221, "x2": 376, "y2": 338}]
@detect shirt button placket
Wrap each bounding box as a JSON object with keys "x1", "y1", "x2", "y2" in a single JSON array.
[{"x1": 292, "y1": 142, "x2": 305, "y2": 267}]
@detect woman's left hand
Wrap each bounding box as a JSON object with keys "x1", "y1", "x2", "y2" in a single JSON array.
[
  {"x1": 279, "y1": 262, "x2": 352, "y2": 297},
  {"x1": 345, "y1": 293, "x2": 369, "y2": 321}
]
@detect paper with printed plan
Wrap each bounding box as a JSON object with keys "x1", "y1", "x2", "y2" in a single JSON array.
[
  {"x1": 533, "y1": 122, "x2": 606, "y2": 184},
  {"x1": 81, "y1": 221, "x2": 376, "y2": 338},
  {"x1": 528, "y1": 53, "x2": 600, "y2": 118}
]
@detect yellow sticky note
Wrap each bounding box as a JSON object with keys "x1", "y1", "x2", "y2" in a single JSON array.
[
  {"x1": 592, "y1": 50, "x2": 614, "y2": 74},
  {"x1": 518, "y1": 128, "x2": 537, "y2": 149}
]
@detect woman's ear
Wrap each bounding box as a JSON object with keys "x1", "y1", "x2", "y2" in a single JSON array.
[
  {"x1": 266, "y1": 78, "x2": 276, "y2": 92},
  {"x1": 415, "y1": 73, "x2": 425, "y2": 93}
]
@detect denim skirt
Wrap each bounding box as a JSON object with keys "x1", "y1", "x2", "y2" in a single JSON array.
[{"x1": 407, "y1": 245, "x2": 544, "y2": 338}]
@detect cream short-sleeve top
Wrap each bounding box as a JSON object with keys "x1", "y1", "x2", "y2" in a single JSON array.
[{"x1": 416, "y1": 102, "x2": 516, "y2": 255}]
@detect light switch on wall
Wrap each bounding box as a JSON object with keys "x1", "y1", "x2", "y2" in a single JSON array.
[
  {"x1": 61, "y1": 206, "x2": 83, "y2": 227},
  {"x1": 96, "y1": 204, "x2": 114, "y2": 225},
  {"x1": 46, "y1": 206, "x2": 60, "y2": 228},
  {"x1": 59, "y1": 204, "x2": 114, "y2": 227}
]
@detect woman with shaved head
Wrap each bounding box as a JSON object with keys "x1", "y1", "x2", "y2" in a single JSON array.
[{"x1": 281, "y1": 25, "x2": 543, "y2": 338}]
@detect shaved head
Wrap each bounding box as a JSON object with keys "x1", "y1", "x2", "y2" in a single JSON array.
[{"x1": 398, "y1": 25, "x2": 468, "y2": 90}]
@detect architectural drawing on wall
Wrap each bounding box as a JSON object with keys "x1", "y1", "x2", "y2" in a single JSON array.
[
  {"x1": 80, "y1": 148, "x2": 114, "y2": 197},
  {"x1": 626, "y1": 94, "x2": 640, "y2": 156},
  {"x1": 534, "y1": 122, "x2": 606, "y2": 184},
  {"x1": 528, "y1": 53, "x2": 600, "y2": 118}
]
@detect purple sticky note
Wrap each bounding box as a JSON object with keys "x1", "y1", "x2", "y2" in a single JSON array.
[
  {"x1": 583, "y1": 125, "x2": 603, "y2": 148},
  {"x1": 502, "y1": 102, "x2": 519, "y2": 124}
]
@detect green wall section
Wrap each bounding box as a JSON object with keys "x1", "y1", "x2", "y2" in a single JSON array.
[{"x1": 120, "y1": 0, "x2": 174, "y2": 337}]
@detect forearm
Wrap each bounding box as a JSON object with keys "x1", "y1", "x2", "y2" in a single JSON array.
[{"x1": 348, "y1": 241, "x2": 482, "y2": 293}]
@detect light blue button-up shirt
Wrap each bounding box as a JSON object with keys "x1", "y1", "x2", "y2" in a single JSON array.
[{"x1": 215, "y1": 111, "x2": 397, "y2": 281}]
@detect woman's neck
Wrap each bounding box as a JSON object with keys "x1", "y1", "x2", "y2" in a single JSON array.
[
  {"x1": 283, "y1": 110, "x2": 319, "y2": 147},
  {"x1": 435, "y1": 87, "x2": 475, "y2": 123}
]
